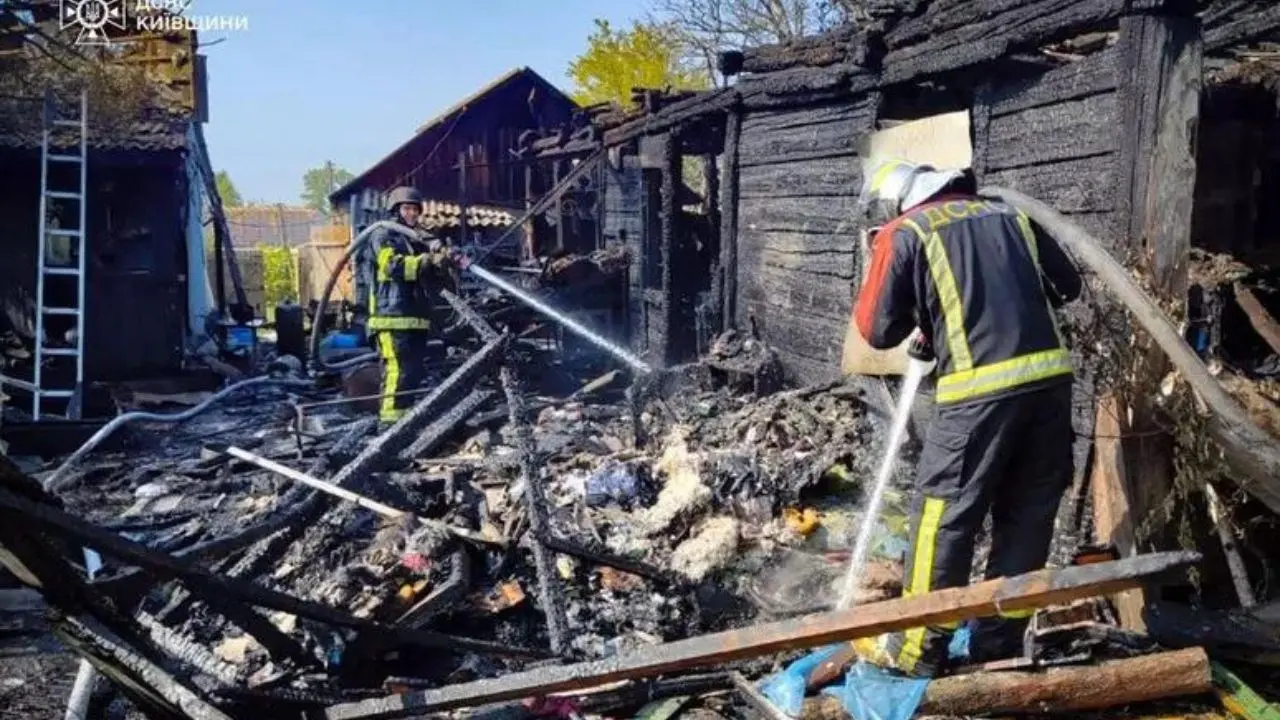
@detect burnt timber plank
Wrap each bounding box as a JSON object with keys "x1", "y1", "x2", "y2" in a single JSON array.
[
  {"x1": 1119, "y1": 11, "x2": 1202, "y2": 295},
  {"x1": 737, "y1": 117, "x2": 865, "y2": 167},
  {"x1": 737, "y1": 291, "x2": 847, "y2": 368},
  {"x1": 0, "y1": 485, "x2": 548, "y2": 661},
  {"x1": 603, "y1": 89, "x2": 736, "y2": 146},
  {"x1": 985, "y1": 92, "x2": 1120, "y2": 169},
  {"x1": 742, "y1": 240, "x2": 860, "y2": 285},
  {"x1": 986, "y1": 49, "x2": 1119, "y2": 118},
  {"x1": 739, "y1": 159, "x2": 861, "y2": 199},
  {"x1": 739, "y1": 230, "x2": 860, "y2": 260},
  {"x1": 740, "y1": 102, "x2": 875, "y2": 134},
  {"x1": 738, "y1": 197, "x2": 862, "y2": 235},
  {"x1": 881, "y1": 0, "x2": 1130, "y2": 85},
  {"x1": 982, "y1": 155, "x2": 1118, "y2": 212},
  {"x1": 324, "y1": 551, "x2": 1201, "y2": 719},
  {"x1": 1205, "y1": 4, "x2": 1280, "y2": 51},
  {"x1": 720, "y1": 103, "x2": 742, "y2": 330}
]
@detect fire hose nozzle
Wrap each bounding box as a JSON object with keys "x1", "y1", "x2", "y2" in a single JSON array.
[{"x1": 907, "y1": 332, "x2": 935, "y2": 363}]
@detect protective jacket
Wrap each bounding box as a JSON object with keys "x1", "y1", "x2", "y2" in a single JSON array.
[
  {"x1": 855, "y1": 194, "x2": 1082, "y2": 406},
  {"x1": 366, "y1": 221, "x2": 446, "y2": 331}
]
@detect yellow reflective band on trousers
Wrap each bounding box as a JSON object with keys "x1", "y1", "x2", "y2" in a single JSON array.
[
  {"x1": 376, "y1": 334, "x2": 403, "y2": 422},
  {"x1": 368, "y1": 315, "x2": 429, "y2": 330},
  {"x1": 906, "y1": 219, "x2": 974, "y2": 371},
  {"x1": 935, "y1": 347, "x2": 1073, "y2": 405},
  {"x1": 896, "y1": 497, "x2": 952, "y2": 673}
]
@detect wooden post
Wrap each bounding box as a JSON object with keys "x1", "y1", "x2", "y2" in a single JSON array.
[
  {"x1": 523, "y1": 159, "x2": 537, "y2": 260},
  {"x1": 553, "y1": 159, "x2": 565, "y2": 255},
  {"x1": 659, "y1": 131, "x2": 693, "y2": 365},
  {"x1": 1111, "y1": 3, "x2": 1204, "y2": 576},
  {"x1": 802, "y1": 648, "x2": 1212, "y2": 719},
  {"x1": 458, "y1": 150, "x2": 469, "y2": 247},
  {"x1": 1090, "y1": 393, "x2": 1146, "y2": 630},
  {"x1": 719, "y1": 104, "x2": 742, "y2": 333}
]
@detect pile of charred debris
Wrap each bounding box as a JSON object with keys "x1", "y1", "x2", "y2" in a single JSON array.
[{"x1": 1, "y1": 291, "x2": 1278, "y2": 720}]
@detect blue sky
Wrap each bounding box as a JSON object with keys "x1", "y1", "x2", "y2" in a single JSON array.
[{"x1": 198, "y1": 0, "x2": 645, "y2": 204}]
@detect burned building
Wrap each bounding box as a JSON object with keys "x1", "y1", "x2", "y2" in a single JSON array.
[
  {"x1": 0, "y1": 25, "x2": 214, "y2": 422},
  {"x1": 327, "y1": 67, "x2": 577, "y2": 252},
  {"x1": 519, "y1": 0, "x2": 1280, "y2": 606}
]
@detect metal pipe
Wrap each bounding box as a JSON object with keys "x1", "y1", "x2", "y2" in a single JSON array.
[
  {"x1": 43, "y1": 375, "x2": 313, "y2": 493},
  {"x1": 218, "y1": 445, "x2": 502, "y2": 547}
]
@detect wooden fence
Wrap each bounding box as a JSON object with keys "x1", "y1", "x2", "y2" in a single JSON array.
[{"x1": 212, "y1": 224, "x2": 353, "y2": 317}]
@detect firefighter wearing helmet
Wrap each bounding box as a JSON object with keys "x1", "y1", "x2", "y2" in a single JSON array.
[
  {"x1": 366, "y1": 186, "x2": 456, "y2": 425},
  {"x1": 850, "y1": 158, "x2": 1084, "y2": 676}
]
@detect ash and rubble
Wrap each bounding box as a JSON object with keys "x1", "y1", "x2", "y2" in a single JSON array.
[{"x1": 29, "y1": 330, "x2": 914, "y2": 706}]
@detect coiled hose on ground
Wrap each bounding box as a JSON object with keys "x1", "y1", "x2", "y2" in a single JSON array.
[{"x1": 42, "y1": 375, "x2": 313, "y2": 493}]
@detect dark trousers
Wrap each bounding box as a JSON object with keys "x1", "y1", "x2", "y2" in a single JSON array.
[
  {"x1": 373, "y1": 331, "x2": 430, "y2": 423},
  {"x1": 886, "y1": 382, "x2": 1074, "y2": 676}
]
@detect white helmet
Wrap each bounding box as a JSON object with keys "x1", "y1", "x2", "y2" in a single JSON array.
[{"x1": 860, "y1": 158, "x2": 966, "y2": 215}]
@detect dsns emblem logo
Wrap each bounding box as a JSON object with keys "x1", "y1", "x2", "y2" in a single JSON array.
[{"x1": 59, "y1": 0, "x2": 127, "y2": 46}]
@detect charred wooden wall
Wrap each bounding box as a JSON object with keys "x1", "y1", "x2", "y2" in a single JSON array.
[
  {"x1": 0, "y1": 148, "x2": 189, "y2": 386},
  {"x1": 733, "y1": 96, "x2": 877, "y2": 385},
  {"x1": 973, "y1": 49, "x2": 1122, "y2": 250},
  {"x1": 601, "y1": 155, "x2": 646, "y2": 346}
]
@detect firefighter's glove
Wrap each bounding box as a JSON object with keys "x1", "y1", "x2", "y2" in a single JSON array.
[{"x1": 906, "y1": 330, "x2": 935, "y2": 363}]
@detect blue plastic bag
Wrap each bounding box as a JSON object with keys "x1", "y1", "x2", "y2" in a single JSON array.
[
  {"x1": 760, "y1": 644, "x2": 846, "y2": 715},
  {"x1": 823, "y1": 662, "x2": 929, "y2": 720},
  {"x1": 585, "y1": 461, "x2": 641, "y2": 507},
  {"x1": 817, "y1": 624, "x2": 972, "y2": 720}
]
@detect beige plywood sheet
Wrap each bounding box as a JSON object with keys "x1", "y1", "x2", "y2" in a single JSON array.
[{"x1": 843, "y1": 111, "x2": 971, "y2": 377}]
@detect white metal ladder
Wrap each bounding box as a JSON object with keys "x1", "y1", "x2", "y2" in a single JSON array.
[{"x1": 32, "y1": 88, "x2": 89, "y2": 420}]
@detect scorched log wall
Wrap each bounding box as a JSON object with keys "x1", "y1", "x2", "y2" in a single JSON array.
[
  {"x1": 735, "y1": 96, "x2": 877, "y2": 385},
  {"x1": 972, "y1": 48, "x2": 1124, "y2": 527},
  {"x1": 975, "y1": 48, "x2": 1122, "y2": 248},
  {"x1": 602, "y1": 156, "x2": 645, "y2": 347}
]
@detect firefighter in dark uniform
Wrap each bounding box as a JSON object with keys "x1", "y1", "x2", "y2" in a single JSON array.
[
  {"x1": 852, "y1": 159, "x2": 1084, "y2": 676},
  {"x1": 367, "y1": 186, "x2": 453, "y2": 425}
]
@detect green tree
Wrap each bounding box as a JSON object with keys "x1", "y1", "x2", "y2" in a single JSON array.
[
  {"x1": 302, "y1": 161, "x2": 355, "y2": 215},
  {"x1": 567, "y1": 19, "x2": 709, "y2": 107},
  {"x1": 215, "y1": 170, "x2": 243, "y2": 207}
]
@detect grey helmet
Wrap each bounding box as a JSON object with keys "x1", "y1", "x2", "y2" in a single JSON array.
[{"x1": 386, "y1": 186, "x2": 423, "y2": 212}]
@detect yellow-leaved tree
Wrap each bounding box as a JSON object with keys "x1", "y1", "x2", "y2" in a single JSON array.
[{"x1": 567, "y1": 20, "x2": 710, "y2": 107}]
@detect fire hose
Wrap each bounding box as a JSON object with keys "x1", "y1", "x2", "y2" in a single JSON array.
[{"x1": 307, "y1": 221, "x2": 651, "y2": 375}]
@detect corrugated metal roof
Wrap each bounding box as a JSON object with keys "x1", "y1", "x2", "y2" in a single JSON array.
[{"x1": 420, "y1": 201, "x2": 515, "y2": 229}]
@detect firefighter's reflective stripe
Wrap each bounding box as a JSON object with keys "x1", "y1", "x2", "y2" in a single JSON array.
[
  {"x1": 376, "y1": 333, "x2": 402, "y2": 422},
  {"x1": 906, "y1": 218, "x2": 974, "y2": 371},
  {"x1": 368, "y1": 315, "x2": 429, "y2": 331},
  {"x1": 1014, "y1": 211, "x2": 1068, "y2": 348},
  {"x1": 896, "y1": 497, "x2": 954, "y2": 672},
  {"x1": 936, "y1": 348, "x2": 1073, "y2": 405},
  {"x1": 375, "y1": 248, "x2": 425, "y2": 283}
]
